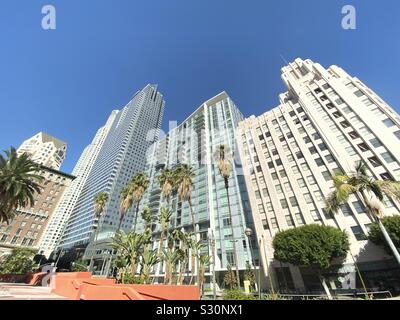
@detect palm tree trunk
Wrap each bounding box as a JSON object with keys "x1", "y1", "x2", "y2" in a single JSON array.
[
  {"x1": 189, "y1": 253, "x2": 196, "y2": 285},
  {"x1": 377, "y1": 217, "x2": 400, "y2": 265},
  {"x1": 225, "y1": 180, "x2": 241, "y2": 290},
  {"x1": 320, "y1": 274, "x2": 333, "y2": 300},
  {"x1": 188, "y1": 199, "x2": 198, "y2": 285},
  {"x1": 359, "y1": 191, "x2": 400, "y2": 266},
  {"x1": 133, "y1": 200, "x2": 141, "y2": 233}
]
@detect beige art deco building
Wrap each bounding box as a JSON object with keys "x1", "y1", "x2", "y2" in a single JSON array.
[
  {"x1": 17, "y1": 132, "x2": 67, "y2": 170},
  {"x1": 0, "y1": 166, "x2": 74, "y2": 256},
  {"x1": 0, "y1": 133, "x2": 74, "y2": 256},
  {"x1": 237, "y1": 58, "x2": 400, "y2": 292}
]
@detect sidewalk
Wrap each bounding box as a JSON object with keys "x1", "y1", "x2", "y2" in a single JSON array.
[{"x1": 0, "y1": 284, "x2": 68, "y2": 300}]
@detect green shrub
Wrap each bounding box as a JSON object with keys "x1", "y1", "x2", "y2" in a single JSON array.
[
  {"x1": 223, "y1": 289, "x2": 257, "y2": 300},
  {"x1": 0, "y1": 248, "x2": 37, "y2": 274},
  {"x1": 368, "y1": 216, "x2": 400, "y2": 254}
]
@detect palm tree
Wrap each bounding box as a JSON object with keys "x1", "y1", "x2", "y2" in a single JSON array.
[
  {"x1": 111, "y1": 231, "x2": 144, "y2": 277},
  {"x1": 174, "y1": 163, "x2": 198, "y2": 283},
  {"x1": 94, "y1": 192, "x2": 109, "y2": 218},
  {"x1": 140, "y1": 247, "x2": 160, "y2": 284},
  {"x1": 158, "y1": 168, "x2": 175, "y2": 204},
  {"x1": 90, "y1": 192, "x2": 109, "y2": 270},
  {"x1": 216, "y1": 144, "x2": 240, "y2": 288},
  {"x1": 119, "y1": 186, "x2": 133, "y2": 230},
  {"x1": 172, "y1": 229, "x2": 192, "y2": 284},
  {"x1": 189, "y1": 239, "x2": 206, "y2": 285},
  {"x1": 157, "y1": 207, "x2": 172, "y2": 282},
  {"x1": 131, "y1": 172, "x2": 150, "y2": 233},
  {"x1": 141, "y1": 206, "x2": 154, "y2": 249},
  {"x1": 161, "y1": 247, "x2": 181, "y2": 285},
  {"x1": 174, "y1": 164, "x2": 196, "y2": 232},
  {"x1": 0, "y1": 147, "x2": 43, "y2": 224},
  {"x1": 199, "y1": 254, "x2": 210, "y2": 296},
  {"x1": 325, "y1": 161, "x2": 400, "y2": 265}
]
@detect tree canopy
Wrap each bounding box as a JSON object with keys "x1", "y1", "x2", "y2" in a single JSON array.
[
  {"x1": 368, "y1": 215, "x2": 400, "y2": 254},
  {"x1": 272, "y1": 224, "x2": 350, "y2": 270}
]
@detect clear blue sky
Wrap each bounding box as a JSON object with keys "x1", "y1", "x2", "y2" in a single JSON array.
[{"x1": 1, "y1": 0, "x2": 399, "y2": 173}]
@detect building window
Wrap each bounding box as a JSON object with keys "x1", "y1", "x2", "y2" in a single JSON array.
[
  {"x1": 340, "y1": 204, "x2": 353, "y2": 216},
  {"x1": 322, "y1": 171, "x2": 332, "y2": 181},
  {"x1": 383, "y1": 118, "x2": 396, "y2": 128},
  {"x1": 351, "y1": 226, "x2": 367, "y2": 241},
  {"x1": 381, "y1": 152, "x2": 396, "y2": 164},
  {"x1": 354, "y1": 90, "x2": 364, "y2": 97},
  {"x1": 279, "y1": 169, "x2": 287, "y2": 178},
  {"x1": 313, "y1": 191, "x2": 324, "y2": 202},
  {"x1": 270, "y1": 218, "x2": 279, "y2": 229},
  {"x1": 310, "y1": 210, "x2": 322, "y2": 221},
  {"x1": 289, "y1": 196, "x2": 298, "y2": 207},
  {"x1": 280, "y1": 199, "x2": 289, "y2": 209},
  {"x1": 370, "y1": 138, "x2": 383, "y2": 148},
  {"x1": 304, "y1": 193, "x2": 313, "y2": 204},
  {"x1": 307, "y1": 176, "x2": 317, "y2": 185},
  {"x1": 309, "y1": 146, "x2": 318, "y2": 154},
  {"x1": 285, "y1": 215, "x2": 294, "y2": 227},
  {"x1": 294, "y1": 213, "x2": 304, "y2": 225},
  {"x1": 297, "y1": 178, "x2": 306, "y2": 188},
  {"x1": 368, "y1": 156, "x2": 382, "y2": 167},
  {"x1": 394, "y1": 130, "x2": 400, "y2": 140},
  {"x1": 358, "y1": 143, "x2": 370, "y2": 152},
  {"x1": 352, "y1": 201, "x2": 366, "y2": 214}
]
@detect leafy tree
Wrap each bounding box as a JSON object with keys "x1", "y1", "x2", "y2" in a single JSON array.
[
  {"x1": 325, "y1": 161, "x2": 400, "y2": 264},
  {"x1": 224, "y1": 264, "x2": 238, "y2": 290},
  {"x1": 0, "y1": 147, "x2": 43, "y2": 224},
  {"x1": 140, "y1": 247, "x2": 159, "y2": 284},
  {"x1": 111, "y1": 230, "x2": 144, "y2": 276},
  {"x1": 272, "y1": 224, "x2": 349, "y2": 299},
  {"x1": 0, "y1": 248, "x2": 37, "y2": 274},
  {"x1": 368, "y1": 215, "x2": 400, "y2": 254}
]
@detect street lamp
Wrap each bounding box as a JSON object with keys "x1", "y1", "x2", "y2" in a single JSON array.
[{"x1": 245, "y1": 227, "x2": 261, "y2": 299}]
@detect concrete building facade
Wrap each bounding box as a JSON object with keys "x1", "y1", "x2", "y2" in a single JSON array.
[
  {"x1": 237, "y1": 58, "x2": 400, "y2": 292},
  {"x1": 17, "y1": 132, "x2": 67, "y2": 170},
  {"x1": 38, "y1": 112, "x2": 118, "y2": 258}
]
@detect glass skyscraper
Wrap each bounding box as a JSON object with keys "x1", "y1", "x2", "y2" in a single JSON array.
[
  {"x1": 132, "y1": 91, "x2": 256, "y2": 287},
  {"x1": 56, "y1": 84, "x2": 165, "y2": 261}
]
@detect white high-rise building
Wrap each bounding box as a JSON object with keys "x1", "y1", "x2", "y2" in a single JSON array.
[
  {"x1": 237, "y1": 58, "x2": 400, "y2": 292},
  {"x1": 17, "y1": 132, "x2": 67, "y2": 170},
  {"x1": 57, "y1": 84, "x2": 165, "y2": 256},
  {"x1": 121, "y1": 92, "x2": 256, "y2": 285},
  {"x1": 38, "y1": 112, "x2": 118, "y2": 257}
]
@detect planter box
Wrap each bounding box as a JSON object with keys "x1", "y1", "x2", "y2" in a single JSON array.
[{"x1": 50, "y1": 272, "x2": 200, "y2": 300}]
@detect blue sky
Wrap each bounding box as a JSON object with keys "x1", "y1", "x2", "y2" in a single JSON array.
[{"x1": 1, "y1": 0, "x2": 399, "y2": 173}]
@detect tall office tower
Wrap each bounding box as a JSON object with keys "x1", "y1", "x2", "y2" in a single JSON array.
[
  {"x1": 237, "y1": 58, "x2": 400, "y2": 292},
  {"x1": 38, "y1": 112, "x2": 118, "y2": 258},
  {"x1": 124, "y1": 92, "x2": 256, "y2": 285},
  {"x1": 17, "y1": 132, "x2": 67, "y2": 170},
  {"x1": 56, "y1": 84, "x2": 165, "y2": 256}
]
